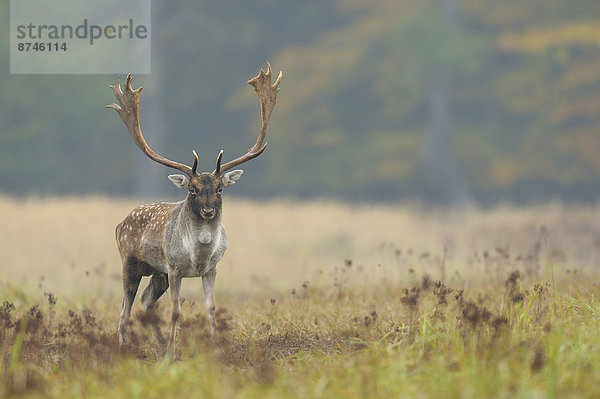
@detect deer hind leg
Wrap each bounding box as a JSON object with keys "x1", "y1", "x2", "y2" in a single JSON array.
[
  {"x1": 140, "y1": 271, "x2": 169, "y2": 351},
  {"x1": 118, "y1": 256, "x2": 143, "y2": 346}
]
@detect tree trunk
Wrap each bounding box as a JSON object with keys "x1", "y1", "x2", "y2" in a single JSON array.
[{"x1": 422, "y1": 0, "x2": 471, "y2": 206}]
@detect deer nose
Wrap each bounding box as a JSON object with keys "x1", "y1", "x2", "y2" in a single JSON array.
[{"x1": 201, "y1": 207, "x2": 215, "y2": 218}]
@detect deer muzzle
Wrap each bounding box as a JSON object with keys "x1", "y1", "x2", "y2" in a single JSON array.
[{"x1": 201, "y1": 207, "x2": 216, "y2": 219}]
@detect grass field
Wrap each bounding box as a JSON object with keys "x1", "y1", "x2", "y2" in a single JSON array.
[{"x1": 1, "y1": 196, "x2": 599, "y2": 398}]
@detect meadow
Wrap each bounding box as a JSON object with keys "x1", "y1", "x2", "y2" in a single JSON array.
[{"x1": 0, "y1": 196, "x2": 599, "y2": 398}]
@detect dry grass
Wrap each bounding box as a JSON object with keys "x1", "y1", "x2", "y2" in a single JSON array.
[
  {"x1": 0, "y1": 196, "x2": 599, "y2": 398},
  {"x1": 2, "y1": 196, "x2": 598, "y2": 295}
]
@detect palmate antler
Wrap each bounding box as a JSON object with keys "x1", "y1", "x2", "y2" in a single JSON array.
[
  {"x1": 106, "y1": 63, "x2": 282, "y2": 176},
  {"x1": 216, "y1": 62, "x2": 283, "y2": 174},
  {"x1": 105, "y1": 74, "x2": 198, "y2": 176}
]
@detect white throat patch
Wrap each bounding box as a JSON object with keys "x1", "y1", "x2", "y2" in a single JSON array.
[{"x1": 198, "y1": 227, "x2": 213, "y2": 244}]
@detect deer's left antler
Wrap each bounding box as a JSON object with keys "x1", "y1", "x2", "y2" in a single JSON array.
[{"x1": 215, "y1": 62, "x2": 282, "y2": 174}]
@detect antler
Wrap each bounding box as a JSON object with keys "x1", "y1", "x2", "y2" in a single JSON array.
[
  {"x1": 216, "y1": 62, "x2": 283, "y2": 174},
  {"x1": 106, "y1": 74, "x2": 195, "y2": 176}
]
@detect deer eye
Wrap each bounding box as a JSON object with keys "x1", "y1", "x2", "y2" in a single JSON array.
[
  {"x1": 217, "y1": 187, "x2": 223, "y2": 195},
  {"x1": 189, "y1": 187, "x2": 198, "y2": 196}
]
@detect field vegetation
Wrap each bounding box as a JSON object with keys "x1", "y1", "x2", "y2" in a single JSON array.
[{"x1": 1, "y1": 196, "x2": 599, "y2": 398}]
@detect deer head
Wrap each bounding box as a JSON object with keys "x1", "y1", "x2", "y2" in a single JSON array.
[
  {"x1": 166, "y1": 151, "x2": 242, "y2": 220},
  {"x1": 105, "y1": 63, "x2": 282, "y2": 220}
]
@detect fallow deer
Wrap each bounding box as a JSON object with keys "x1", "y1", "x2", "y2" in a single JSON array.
[{"x1": 106, "y1": 63, "x2": 282, "y2": 354}]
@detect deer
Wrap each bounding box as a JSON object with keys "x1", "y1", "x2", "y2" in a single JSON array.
[{"x1": 106, "y1": 63, "x2": 282, "y2": 355}]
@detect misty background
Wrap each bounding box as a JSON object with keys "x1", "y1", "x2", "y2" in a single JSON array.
[{"x1": 0, "y1": 0, "x2": 599, "y2": 205}]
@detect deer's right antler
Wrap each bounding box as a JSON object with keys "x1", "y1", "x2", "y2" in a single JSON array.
[{"x1": 106, "y1": 74, "x2": 196, "y2": 176}]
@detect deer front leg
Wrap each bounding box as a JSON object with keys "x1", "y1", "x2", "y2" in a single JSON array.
[
  {"x1": 202, "y1": 268, "x2": 217, "y2": 342},
  {"x1": 166, "y1": 270, "x2": 182, "y2": 357}
]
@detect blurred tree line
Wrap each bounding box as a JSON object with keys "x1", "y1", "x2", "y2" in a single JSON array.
[{"x1": 0, "y1": 0, "x2": 599, "y2": 204}]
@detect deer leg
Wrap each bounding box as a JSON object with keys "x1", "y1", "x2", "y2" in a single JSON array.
[
  {"x1": 202, "y1": 268, "x2": 217, "y2": 342},
  {"x1": 118, "y1": 256, "x2": 142, "y2": 346},
  {"x1": 140, "y1": 272, "x2": 169, "y2": 350},
  {"x1": 166, "y1": 270, "x2": 182, "y2": 357}
]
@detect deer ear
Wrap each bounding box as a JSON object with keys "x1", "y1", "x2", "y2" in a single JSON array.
[
  {"x1": 168, "y1": 174, "x2": 190, "y2": 190},
  {"x1": 222, "y1": 169, "x2": 244, "y2": 187}
]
